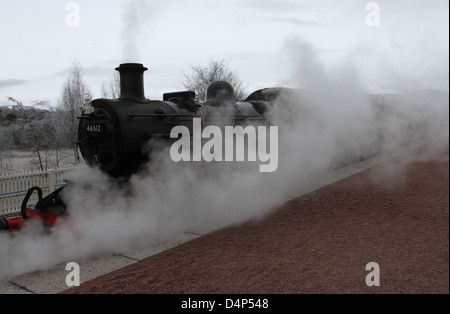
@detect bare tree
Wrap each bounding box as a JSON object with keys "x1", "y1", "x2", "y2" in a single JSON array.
[
  {"x1": 181, "y1": 59, "x2": 246, "y2": 101},
  {"x1": 23, "y1": 119, "x2": 56, "y2": 171},
  {"x1": 6, "y1": 96, "x2": 24, "y2": 108},
  {"x1": 2, "y1": 97, "x2": 59, "y2": 171},
  {"x1": 101, "y1": 71, "x2": 121, "y2": 99},
  {"x1": 57, "y1": 61, "x2": 91, "y2": 163},
  {"x1": 0, "y1": 126, "x2": 11, "y2": 168}
]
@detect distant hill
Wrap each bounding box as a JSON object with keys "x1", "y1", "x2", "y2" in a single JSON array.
[{"x1": 29, "y1": 100, "x2": 57, "y2": 111}]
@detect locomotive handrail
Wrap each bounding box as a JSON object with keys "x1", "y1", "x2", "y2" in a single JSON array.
[
  {"x1": 76, "y1": 136, "x2": 93, "y2": 145},
  {"x1": 127, "y1": 114, "x2": 266, "y2": 120},
  {"x1": 78, "y1": 115, "x2": 108, "y2": 120}
]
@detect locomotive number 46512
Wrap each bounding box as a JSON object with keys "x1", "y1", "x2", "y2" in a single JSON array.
[{"x1": 86, "y1": 124, "x2": 104, "y2": 133}]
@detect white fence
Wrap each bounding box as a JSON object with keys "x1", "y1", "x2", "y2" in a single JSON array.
[{"x1": 0, "y1": 168, "x2": 76, "y2": 216}]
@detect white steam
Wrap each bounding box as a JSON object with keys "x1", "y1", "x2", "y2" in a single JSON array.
[
  {"x1": 120, "y1": 0, "x2": 166, "y2": 62},
  {"x1": 0, "y1": 38, "x2": 448, "y2": 281}
]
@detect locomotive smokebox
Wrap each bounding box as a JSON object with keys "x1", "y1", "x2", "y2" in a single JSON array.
[{"x1": 115, "y1": 63, "x2": 148, "y2": 102}]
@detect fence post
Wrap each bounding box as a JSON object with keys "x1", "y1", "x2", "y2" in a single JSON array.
[{"x1": 48, "y1": 170, "x2": 56, "y2": 193}]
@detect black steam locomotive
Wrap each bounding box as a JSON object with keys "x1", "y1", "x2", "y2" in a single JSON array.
[
  {"x1": 1, "y1": 63, "x2": 276, "y2": 231},
  {"x1": 78, "y1": 63, "x2": 274, "y2": 177}
]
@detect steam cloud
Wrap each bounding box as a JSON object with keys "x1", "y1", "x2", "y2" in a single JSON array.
[
  {"x1": 0, "y1": 38, "x2": 448, "y2": 281},
  {"x1": 120, "y1": 0, "x2": 153, "y2": 62},
  {"x1": 120, "y1": 0, "x2": 173, "y2": 62}
]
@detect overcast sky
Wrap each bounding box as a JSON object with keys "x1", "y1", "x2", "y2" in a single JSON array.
[{"x1": 0, "y1": 0, "x2": 448, "y2": 106}]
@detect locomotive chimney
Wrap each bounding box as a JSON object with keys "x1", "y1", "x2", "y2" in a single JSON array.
[{"x1": 115, "y1": 63, "x2": 148, "y2": 102}]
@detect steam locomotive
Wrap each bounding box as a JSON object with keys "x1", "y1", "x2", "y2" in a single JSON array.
[{"x1": 1, "y1": 63, "x2": 276, "y2": 231}]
